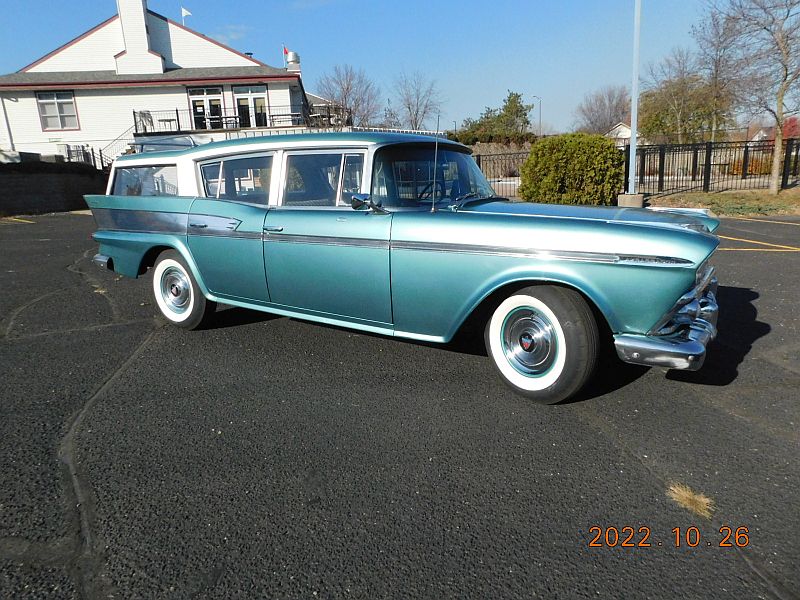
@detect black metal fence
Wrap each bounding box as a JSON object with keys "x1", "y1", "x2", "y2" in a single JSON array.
[
  {"x1": 474, "y1": 152, "x2": 528, "y2": 198},
  {"x1": 624, "y1": 139, "x2": 800, "y2": 194},
  {"x1": 475, "y1": 139, "x2": 800, "y2": 198}
]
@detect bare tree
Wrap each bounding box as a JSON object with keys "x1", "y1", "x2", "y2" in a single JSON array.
[
  {"x1": 711, "y1": 0, "x2": 800, "y2": 194},
  {"x1": 394, "y1": 71, "x2": 443, "y2": 130},
  {"x1": 316, "y1": 64, "x2": 381, "y2": 127},
  {"x1": 692, "y1": 11, "x2": 741, "y2": 141},
  {"x1": 574, "y1": 85, "x2": 630, "y2": 134},
  {"x1": 642, "y1": 47, "x2": 709, "y2": 144}
]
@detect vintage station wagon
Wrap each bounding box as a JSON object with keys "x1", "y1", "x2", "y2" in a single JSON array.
[{"x1": 86, "y1": 132, "x2": 720, "y2": 403}]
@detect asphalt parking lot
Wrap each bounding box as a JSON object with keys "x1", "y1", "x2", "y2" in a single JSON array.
[{"x1": 1, "y1": 212, "x2": 798, "y2": 599}]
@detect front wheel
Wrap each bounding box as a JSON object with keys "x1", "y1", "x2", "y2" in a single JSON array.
[
  {"x1": 152, "y1": 250, "x2": 215, "y2": 329},
  {"x1": 484, "y1": 285, "x2": 598, "y2": 404}
]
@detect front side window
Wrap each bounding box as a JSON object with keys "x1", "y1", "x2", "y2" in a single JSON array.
[
  {"x1": 112, "y1": 165, "x2": 179, "y2": 196},
  {"x1": 282, "y1": 152, "x2": 364, "y2": 207},
  {"x1": 199, "y1": 155, "x2": 272, "y2": 205},
  {"x1": 37, "y1": 91, "x2": 78, "y2": 130},
  {"x1": 371, "y1": 145, "x2": 495, "y2": 208}
]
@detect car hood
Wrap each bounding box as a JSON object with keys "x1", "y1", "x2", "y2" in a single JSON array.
[{"x1": 460, "y1": 200, "x2": 720, "y2": 233}]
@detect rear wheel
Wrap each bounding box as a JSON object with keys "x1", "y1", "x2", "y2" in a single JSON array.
[
  {"x1": 484, "y1": 285, "x2": 598, "y2": 404},
  {"x1": 152, "y1": 250, "x2": 215, "y2": 329}
]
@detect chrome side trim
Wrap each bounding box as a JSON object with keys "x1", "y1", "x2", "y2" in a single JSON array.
[
  {"x1": 92, "y1": 208, "x2": 187, "y2": 235},
  {"x1": 390, "y1": 240, "x2": 693, "y2": 266},
  {"x1": 264, "y1": 232, "x2": 389, "y2": 249},
  {"x1": 188, "y1": 230, "x2": 263, "y2": 240}
]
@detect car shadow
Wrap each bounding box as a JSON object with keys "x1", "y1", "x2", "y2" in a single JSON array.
[
  {"x1": 208, "y1": 306, "x2": 282, "y2": 329},
  {"x1": 666, "y1": 285, "x2": 769, "y2": 386}
]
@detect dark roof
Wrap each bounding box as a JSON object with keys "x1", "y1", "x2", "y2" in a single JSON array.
[{"x1": 0, "y1": 65, "x2": 295, "y2": 89}]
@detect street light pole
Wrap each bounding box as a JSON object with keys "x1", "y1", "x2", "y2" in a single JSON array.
[
  {"x1": 628, "y1": 0, "x2": 642, "y2": 195},
  {"x1": 530, "y1": 95, "x2": 542, "y2": 137}
]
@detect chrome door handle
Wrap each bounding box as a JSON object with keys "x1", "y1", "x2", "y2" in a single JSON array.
[
  {"x1": 189, "y1": 223, "x2": 208, "y2": 228},
  {"x1": 263, "y1": 226, "x2": 284, "y2": 232}
]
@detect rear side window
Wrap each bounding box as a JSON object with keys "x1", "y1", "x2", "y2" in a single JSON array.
[
  {"x1": 199, "y1": 155, "x2": 272, "y2": 205},
  {"x1": 113, "y1": 165, "x2": 178, "y2": 196}
]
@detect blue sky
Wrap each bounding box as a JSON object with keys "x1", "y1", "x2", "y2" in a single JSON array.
[{"x1": 0, "y1": 0, "x2": 706, "y2": 132}]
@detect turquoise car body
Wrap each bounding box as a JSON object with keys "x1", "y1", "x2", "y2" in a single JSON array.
[{"x1": 86, "y1": 132, "x2": 719, "y2": 359}]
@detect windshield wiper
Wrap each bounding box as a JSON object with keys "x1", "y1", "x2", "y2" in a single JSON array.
[{"x1": 449, "y1": 193, "x2": 504, "y2": 211}]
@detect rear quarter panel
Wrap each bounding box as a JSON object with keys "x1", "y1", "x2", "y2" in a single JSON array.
[{"x1": 85, "y1": 194, "x2": 202, "y2": 286}]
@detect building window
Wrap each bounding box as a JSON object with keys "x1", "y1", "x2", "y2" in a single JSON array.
[{"x1": 36, "y1": 91, "x2": 79, "y2": 130}]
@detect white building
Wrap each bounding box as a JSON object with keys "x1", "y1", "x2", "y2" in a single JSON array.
[
  {"x1": 0, "y1": 0, "x2": 340, "y2": 164},
  {"x1": 605, "y1": 122, "x2": 649, "y2": 149}
]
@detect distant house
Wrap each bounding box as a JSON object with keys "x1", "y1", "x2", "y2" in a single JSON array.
[
  {"x1": 0, "y1": 0, "x2": 345, "y2": 164},
  {"x1": 749, "y1": 127, "x2": 775, "y2": 142},
  {"x1": 604, "y1": 122, "x2": 649, "y2": 148}
]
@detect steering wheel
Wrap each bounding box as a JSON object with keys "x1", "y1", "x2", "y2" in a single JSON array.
[{"x1": 417, "y1": 181, "x2": 446, "y2": 201}]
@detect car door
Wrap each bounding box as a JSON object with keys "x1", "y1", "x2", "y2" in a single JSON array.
[
  {"x1": 262, "y1": 150, "x2": 393, "y2": 325},
  {"x1": 187, "y1": 153, "x2": 274, "y2": 303}
]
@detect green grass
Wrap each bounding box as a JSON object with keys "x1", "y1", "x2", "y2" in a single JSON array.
[{"x1": 648, "y1": 188, "x2": 800, "y2": 216}]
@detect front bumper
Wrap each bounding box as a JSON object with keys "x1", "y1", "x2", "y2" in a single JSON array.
[{"x1": 614, "y1": 273, "x2": 719, "y2": 371}]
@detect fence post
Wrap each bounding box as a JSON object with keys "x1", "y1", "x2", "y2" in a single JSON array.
[
  {"x1": 176, "y1": 108, "x2": 182, "y2": 133},
  {"x1": 691, "y1": 145, "x2": 699, "y2": 181},
  {"x1": 638, "y1": 148, "x2": 645, "y2": 187},
  {"x1": 474, "y1": 154, "x2": 482, "y2": 169},
  {"x1": 741, "y1": 143, "x2": 750, "y2": 180},
  {"x1": 794, "y1": 139, "x2": 800, "y2": 177},
  {"x1": 781, "y1": 138, "x2": 794, "y2": 190},
  {"x1": 99, "y1": 149, "x2": 104, "y2": 168},
  {"x1": 91, "y1": 149, "x2": 97, "y2": 169},
  {"x1": 133, "y1": 110, "x2": 138, "y2": 134},
  {"x1": 657, "y1": 145, "x2": 666, "y2": 192},
  {"x1": 703, "y1": 141, "x2": 713, "y2": 192},
  {"x1": 623, "y1": 145, "x2": 631, "y2": 192}
]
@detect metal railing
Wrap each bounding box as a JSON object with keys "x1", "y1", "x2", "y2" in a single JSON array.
[
  {"x1": 623, "y1": 139, "x2": 800, "y2": 195},
  {"x1": 59, "y1": 144, "x2": 112, "y2": 171},
  {"x1": 472, "y1": 140, "x2": 800, "y2": 199},
  {"x1": 133, "y1": 105, "x2": 352, "y2": 135},
  {"x1": 474, "y1": 152, "x2": 528, "y2": 198}
]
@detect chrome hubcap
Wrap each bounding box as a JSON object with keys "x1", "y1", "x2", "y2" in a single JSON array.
[
  {"x1": 502, "y1": 307, "x2": 557, "y2": 376},
  {"x1": 160, "y1": 267, "x2": 191, "y2": 314}
]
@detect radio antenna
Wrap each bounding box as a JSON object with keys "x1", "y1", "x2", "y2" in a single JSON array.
[{"x1": 431, "y1": 115, "x2": 440, "y2": 213}]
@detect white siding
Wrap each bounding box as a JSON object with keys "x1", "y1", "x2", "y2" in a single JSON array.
[
  {"x1": 26, "y1": 19, "x2": 124, "y2": 73},
  {"x1": 148, "y1": 14, "x2": 257, "y2": 68},
  {"x1": 0, "y1": 87, "x2": 186, "y2": 155}
]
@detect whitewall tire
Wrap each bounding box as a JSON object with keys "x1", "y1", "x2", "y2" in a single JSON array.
[
  {"x1": 485, "y1": 285, "x2": 598, "y2": 404},
  {"x1": 152, "y1": 251, "x2": 215, "y2": 329}
]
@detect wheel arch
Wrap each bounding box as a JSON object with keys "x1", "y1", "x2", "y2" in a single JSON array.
[
  {"x1": 448, "y1": 276, "x2": 617, "y2": 344},
  {"x1": 138, "y1": 241, "x2": 211, "y2": 296}
]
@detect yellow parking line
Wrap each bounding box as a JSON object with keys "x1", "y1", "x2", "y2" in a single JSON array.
[
  {"x1": 718, "y1": 235, "x2": 800, "y2": 251},
  {"x1": 728, "y1": 216, "x2": 800, "y2": 227},
  {"x1": 0, "y1": 217, "x2": 35, "y2": 224},
  {"x1": 718, "y1": 248, "x2": 800, "y2": 252}
]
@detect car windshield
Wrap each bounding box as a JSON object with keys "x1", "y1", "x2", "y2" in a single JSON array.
[{"x1": 371, "y1": 144, "x2": 496, "y2": 208}]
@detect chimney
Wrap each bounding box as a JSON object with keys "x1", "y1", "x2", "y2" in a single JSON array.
[
  {"x1": 115, "y1": 0, "x2": 164, "y2": 74},
  {"x1": 286, "y1": 51, "x2": 301, "y2": 75}
]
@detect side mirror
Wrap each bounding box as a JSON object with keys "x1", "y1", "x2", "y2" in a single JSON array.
[{"x1": 351, "y1": 193, "x2": 388, "y2": 214}]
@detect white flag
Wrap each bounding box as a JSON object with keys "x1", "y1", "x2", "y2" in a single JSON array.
[{"x1": 181, "y1": 7, "x2": 192, "y2": 18}]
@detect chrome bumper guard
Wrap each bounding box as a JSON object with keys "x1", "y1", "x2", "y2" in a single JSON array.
[
  {"x1": 614, "y1": 274, "x2": 719, "y2": 371},
  {"x1": 93, "y1": 254, "x2": 111, "y2": 270}
]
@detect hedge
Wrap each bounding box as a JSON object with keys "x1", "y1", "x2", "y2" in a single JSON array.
[{"x1": 517, "y1": 133, "x2": 624, "y2": 205}]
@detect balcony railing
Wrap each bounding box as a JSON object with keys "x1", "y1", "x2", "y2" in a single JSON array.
[{"x1": 133, "y1": 105, "x2": 352, "y2": 135}]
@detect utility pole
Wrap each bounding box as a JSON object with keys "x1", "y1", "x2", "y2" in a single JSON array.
[
  {"x1": 620, "y1": 0, "x2": 644, "y2": 206},
  {"x1": 530, "y1": 95, "x2": 542, "y2": 137}
]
